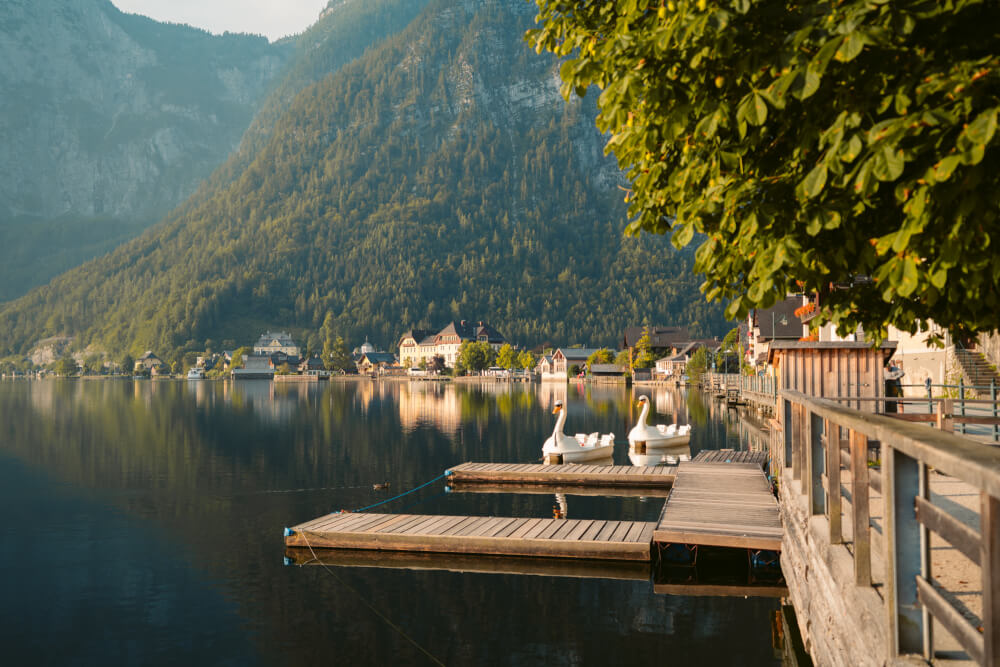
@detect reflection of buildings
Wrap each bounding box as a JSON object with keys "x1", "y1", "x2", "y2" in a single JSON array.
[{"x1": 397, "y1": 384, "x2": 463, "y2": 435}]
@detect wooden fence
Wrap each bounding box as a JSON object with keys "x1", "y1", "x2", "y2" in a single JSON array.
[{"x1": 781, "y1": 389, "x2": 1000, "y2": 664}]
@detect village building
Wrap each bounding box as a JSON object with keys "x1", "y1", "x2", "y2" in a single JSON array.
[
  {"x1": 232, "y1": 354, "x2": 274, "y2": 380},
  {"x1": 253, "y1": 331, "x2": 301, "y2": 357},
  {"x1": 551, "y1": 348, "x2": 600, "y2": 377},
  {"x1": 621, "y1": 326, "x2": 690, "y2": 353},
  {"x1": 654, "y1": 340, "x2": 720, "y2": 379},
  {"x1": 535, "y1": 354, "x2": 555, "y2": 377},
  {"x1": 397, "y1": 321, "x2": 506, "y2": 368},
  {"x1": 357, "y1": 352, "x2": 398, "y2": 375},
  {"x1": 746, "y1": 296, "x2": 809, "y2": 369},
  {"x1": 134, "y1": 351, "x2": 168, "y2": 375}
]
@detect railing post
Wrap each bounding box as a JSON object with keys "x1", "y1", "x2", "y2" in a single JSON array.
[
  {"x1": 927, "y1": 383, "x2": 933, "y2": 414},
  {"x1": 919, "y1": 461, "x2": 933, "y2": 660},
  {"x1": 992, "y1": 379, "x2": 998, "y2": 443},
  {"x1": 883, "y1": 444, "x2": 925, "y2": 657},
  {"x1": 826, "y1": 419, "x2": 842, "y2": 543},
  {"x1": 791, "y1": 403, "x2": 802, "y2": 481},
  {"x1": 937, "y1": 398, "x2": 954, "y2": 433},
  {"x1": 982, "y1": 492, "x2": 1000, "y2": 666},
  {"x1": 807, "y1": 411, "x2": 825, "y2": 515},
  {"x1": 783, "y1": 398, "x2": 793, "y2": 471},
  {"x1": 850, "y1": 429, "x2": 871, "y2": 586},
  {"x1": 959, "y1": 377, "x2": 966, "y2": 435}
]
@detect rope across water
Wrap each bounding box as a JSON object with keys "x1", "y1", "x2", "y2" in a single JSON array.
[{"x1": 345, "y1": 470, "x2": 452, "y2": 513}]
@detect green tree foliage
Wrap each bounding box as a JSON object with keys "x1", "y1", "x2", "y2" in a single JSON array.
[
  {"x1": 614, "y1": 349, "x2": 631, "y2": 370},
  {"x1": 686, "y1": 346, "x2": 709, "y2": 379},
  {"x1": 0, "y1": 0, "x2": 728, "y2": 361},
  {"x1": 517, "y1": 349, "x2": 536, "y2": 371},
  {"x1": 528, "y1": 0, "x2": 1000, "y2": 341},
  {"x1": 53, "y1": 356, "x2": 77, "y2": 377},
  {"x1": 586, "y1": 348, "x2": 613, "y2": 370},
  {"x1": 326, "y1": 336, "x2": 353, "y2": 372},
  {"x1": 456, "y1": 341, "x2": 496, "y2": 374},
  {"x1": 496, "y1": 343, "x2": 516, "y2": 369},
  {"x1": 715, "y1": 326, "x2": 741, "y2": 373},
  {"x1": 633, "y1": 328, "x2": 655, "y2": 369}
]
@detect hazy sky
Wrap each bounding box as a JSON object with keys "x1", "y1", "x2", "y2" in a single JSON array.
[{"x1": 111, "y1": 0, "x2": 329, "y2": 41}]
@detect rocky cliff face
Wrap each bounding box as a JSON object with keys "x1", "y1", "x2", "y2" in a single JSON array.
[{"x1": 0, "y1": 0, "x2": 291, "y2": 299}]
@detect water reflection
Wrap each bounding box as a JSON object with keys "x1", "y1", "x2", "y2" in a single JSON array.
[{"x1": 0, "y1": 379, "x2": 781, "y2": 666}]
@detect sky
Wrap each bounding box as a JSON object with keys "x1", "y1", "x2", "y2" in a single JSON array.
[{"x1": 111, "y1": 0, "x2": 330, "y2": 42}]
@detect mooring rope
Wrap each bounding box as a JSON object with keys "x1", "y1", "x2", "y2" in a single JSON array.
[
  {"x1": 240, "y1": 485, "x2": 372, "y2": 495},
  {"x1": 346, "y1": 471, "x2": 451, "y2": 513},
  {"x1": 297, "y1": 532, "x2": 446, "y2": 666}
]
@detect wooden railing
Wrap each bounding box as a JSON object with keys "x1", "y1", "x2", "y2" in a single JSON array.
[{"x1": 781, "y1": 389, "x2": 1000, "y2": 664}]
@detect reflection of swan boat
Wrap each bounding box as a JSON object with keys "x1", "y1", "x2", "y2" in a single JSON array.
[
  {"x1": 627, "y1": 395, "x2": 691, "y2": 452},
  {"x1": 628, "y1": 446, "x2": 691, "y2": 467},
  {"x1": 543, "y1": 400, "x2": 614, "y2": 463}
]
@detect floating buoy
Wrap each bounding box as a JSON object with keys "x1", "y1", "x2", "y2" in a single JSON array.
[{"x1": 373, "y1": 482, "x2": 391, "y2": 490}]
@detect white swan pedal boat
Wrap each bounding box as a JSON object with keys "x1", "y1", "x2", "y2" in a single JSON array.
[
  {"x1": 542, "y1": 399, "x2": 615, "y2": 463},
  {"x1": 627, "y1": 395, "x2": 692, "y2": 452}
]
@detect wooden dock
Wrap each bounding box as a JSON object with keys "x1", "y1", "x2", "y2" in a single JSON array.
[
  {"x1": 653, "y1": 461, "x2": 782, "y2": 551},
  {"x1": 445, "y1": 462, "x2": 676, "y2": 488},
  {"x1": 284, "y1": 512, "x2": 656, "y2": 561},
  {"x1": 692, "y1": 449, "x2": 768, "y2": 469}
]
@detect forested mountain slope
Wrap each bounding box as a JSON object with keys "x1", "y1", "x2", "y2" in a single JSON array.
[
  {"x1": 0, "y1": 0, "x2": 293, "y2": 300},
  {"x1": 0, "y1": 0, "x2": 728, "y2": 362}
]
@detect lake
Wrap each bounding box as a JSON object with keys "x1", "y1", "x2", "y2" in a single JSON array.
[{"x1": 0, "y1": 378, "x2": 781, "y2": 665}]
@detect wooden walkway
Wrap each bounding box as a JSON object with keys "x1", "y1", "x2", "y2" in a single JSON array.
[
  {"x1": 284, "y1": 512, "x2": 656, "y2": 561},
  {"x1": 654, "y1": 461, "x2": 782, "y2": 551},
  {"x1": 445, "y1": 462, "x2": 676, "y2": 488},
  {"x1": 692, "y1": 449, "x2": 768, "y2": 469}
]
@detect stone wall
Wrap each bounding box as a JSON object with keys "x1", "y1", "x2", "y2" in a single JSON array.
[{"x1": 779, "y1": 473, "x2": 888, "y2": 666}]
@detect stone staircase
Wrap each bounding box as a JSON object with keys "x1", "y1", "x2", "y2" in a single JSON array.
[{"x1": 955, "y1": 347, "x2": 1000, "y2": 390}]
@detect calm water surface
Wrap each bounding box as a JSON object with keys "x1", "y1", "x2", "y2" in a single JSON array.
[{"x1": 0, "y1": 379, "x2": 779, "y2": 665}]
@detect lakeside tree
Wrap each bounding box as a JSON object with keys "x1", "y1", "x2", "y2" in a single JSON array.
[
  {"x1": 585, "y1": 348, "x2": 614, "y2": 370},
  {"x1": 686, "y1": 346, "x2": 709, "y2": 379},
  {"x1": 496, "y1": 343, "x2": 516, "y2": 369},
  {"x1": 633, "y1": 329, "x2": 655, "y2": 369},
  {"x1": 517, "y1": 349, "x2": 536, "y2": 371},
  {"x1": 528, "y1": 0, "x2": 1000, "y2": 341},
  {"x1": 614, "y1": 348, "x2": 630, "y2": 371},
  {"x1": 54, "y1": 356, "x2": 77, "y2": 377},
  {"x1": 715, "y1": 326, "x2": 741, "y2": 373},
  {"x1": 325, "y1": 335, "x2": 353, "y2": 372},
  {"x1": 456, "y1": 341, "x2": 496, "y2": 374}
]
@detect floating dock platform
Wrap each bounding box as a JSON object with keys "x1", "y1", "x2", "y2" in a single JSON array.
[
  {"x1": 285, "y1": 513, "x2": 655, "y2": 561},
  {"x1": 445, "y1": 462, "x2": 676, "y2": 489},
  {"x1": 653, "y1": 461, "x2": 782, "y2": 551},
  {"x1": 283, "y1": 455, "x2": 782, "y2": 567}
]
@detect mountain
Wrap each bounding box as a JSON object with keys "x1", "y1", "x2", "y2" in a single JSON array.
[
  {"x1": 0, "y1": 0, "x2": 292, "y2": 301},
  {"x1": 0, "y1": 0, "x2": 728, "y2": 363}
]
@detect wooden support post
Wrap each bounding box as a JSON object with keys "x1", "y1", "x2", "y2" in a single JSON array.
[
  {"x1": 982, "y1": 493, "x2": 1000, "y2": 667},
  {"x1": 791, "y1": 402, "x2": 802, "y2": 481},
  {"x1": 808, "y1": 411, "x2": 825, "y2": 516},
  {"x1": 937, "y1": 398, "x2": 954, "y2": 433},
  {"x1": 783, "y1": 399, "x2": 793, "y2": 471},
  {"x1": 884, "y1": 444, "x2": 925, "y2": 657},
  {"x1": 850, "y1": 429, "x2": 871, "y2": 586},
  {"x1": 826, "y1": 420, "x2": 842, "y2": 544},
  {"x1": 919, "y1": 462, "x2": 933, "y2": 660}
]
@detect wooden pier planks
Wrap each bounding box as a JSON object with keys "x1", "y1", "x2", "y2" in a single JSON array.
[
  {"x1": 653, "y1": 461, "x2": 782, "y2": 551},
  {"x1": 692, "y1": 449, "x2": 769, "y2": 469},
  {"x1": 446, "y1": 462, "x2": 676, "y2": 488},
  {"x1": 285, "y1": 513, "x2": 656, "y2": 561}
]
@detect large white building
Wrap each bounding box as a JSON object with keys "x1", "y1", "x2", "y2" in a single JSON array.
[
  {"x1": 398, "y1": 321, "x2": 506, "y2": 368},
  {"x1": 253, "y1": 331, "x2": 301, "y2": 357}
]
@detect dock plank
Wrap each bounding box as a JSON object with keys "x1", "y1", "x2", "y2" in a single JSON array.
[
  {"x1": 286, "y1": 513, "x2": 655, "y2": 561},
  {"x1": 653, "y1": 461, "x2": 782, "y2": 551},
  {"x1": 445, "y1": 462, "x2": 676, "y2": 490}
]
